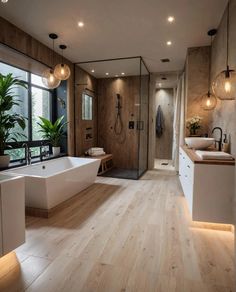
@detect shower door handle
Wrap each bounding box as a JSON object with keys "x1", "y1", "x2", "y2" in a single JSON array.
[{"x1": 137, "y1": 121, "x2": 144, "y2": 130}]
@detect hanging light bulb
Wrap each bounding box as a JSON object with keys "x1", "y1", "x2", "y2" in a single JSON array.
[
  {"x1": 42, "y1": 68, "x2": 61, "y2": 89},
  {"x1": 41, "y1": 33, "x2": 61, "y2": 89},
  {"x1": 54, "y1": 45, "x2": 71, "y2": 80},
  {"x1": 201, "y1": 29, "x2": 217, "y2": 111},
  {"x1": 212, "y1": 1, "x2": 236, "y2": 100},
  {"x1": 201, "y1": 91, "x2": 217, "y2": 111}
]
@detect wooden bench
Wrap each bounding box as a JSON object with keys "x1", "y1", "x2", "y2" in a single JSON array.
[{"x1": 82, "y1": 154, "x2": 113, "y2": 175}]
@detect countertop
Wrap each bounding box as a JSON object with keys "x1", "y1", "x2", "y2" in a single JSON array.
[{"x1": 181, "y1": 146, "x2": 235, "y2": 165}]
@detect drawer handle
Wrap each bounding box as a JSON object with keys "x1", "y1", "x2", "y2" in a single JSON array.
[
  {"x1": 185, "y1": 175, "x2": 188, "y2": 178},
  {"x1": 187, "y1": 165, "x2": 190, "y2": 168},
  {"x1": 183, "y1": 157, "x2": 185, "y2": 160}
]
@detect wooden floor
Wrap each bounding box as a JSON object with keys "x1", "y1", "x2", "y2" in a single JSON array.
[{"x1": 0, "y1": 170, "x2": 234, "y2": 292}]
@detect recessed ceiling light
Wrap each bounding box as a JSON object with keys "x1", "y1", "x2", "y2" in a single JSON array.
[
  {"x1": 167, "y1": 16, "x2": 175, "y2": 23},
  {"x1": 1, "y1": 0, "x2": 8, "y2": 2},
  {"x1": 158, "y1": 83, "x2": 162, "y2": 87},
  {"x1": 121, "y1": 72, "x2": 125, "y2": 75},
  {"x1": 105, "y1": 72, "x2": 109, "y2": 76},
  {"x1": 115, "y1": 74, "x2": 119, "y2": 77},
  {"x1": 91, "y1": 69, "x2": 95, "y2": 73},
  {"x1": 78, "y1": 21, "x2": 84, "y2": 27},
  {"x1": 167, "y1": 41, "x2": 172, "y2": 46}
]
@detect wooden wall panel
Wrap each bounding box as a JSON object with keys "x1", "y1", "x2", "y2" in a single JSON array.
[
  {"x1": 74, "y1": 66, "x2": 97, "y2": 156},
  {"x1": 0, "y1": 16, "x2": 75, "y2": 155},
  {"x1": 97, "y1": 76, "x2": 140, "y2": 169}
]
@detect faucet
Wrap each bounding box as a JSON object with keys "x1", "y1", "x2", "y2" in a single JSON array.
[
  {"x1": 212, "y1": 127, "x2": 223, "y2": 151},
  {"x1": 22, "y1": 143, "x2": 32, "y2": 165},
  {"x1": 39, "y1": 144, "x2": 49, "y2": 162}
]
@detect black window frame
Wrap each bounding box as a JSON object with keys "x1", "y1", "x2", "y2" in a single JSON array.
[{"x1": 0, "y1": 61, "x2": 55, "y2": 162}]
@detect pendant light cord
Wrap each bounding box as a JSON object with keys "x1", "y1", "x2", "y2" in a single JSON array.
[
  {"x1": 52, "y1": 39, "x2": 55, "y2": 67},
  {"x1": 226, "y1": 0, "x2": 230, "y2": 69},
  {"x1": 61, "y1": 49, "x2": 64, "y2": 64},
  {"x1": 208, "y1": 35, "x2": 213, "y2": 93}
]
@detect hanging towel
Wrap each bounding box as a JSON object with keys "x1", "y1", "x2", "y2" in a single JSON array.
[{"x1": 156, "y1": 105, "x2": 164, "y2": 137}]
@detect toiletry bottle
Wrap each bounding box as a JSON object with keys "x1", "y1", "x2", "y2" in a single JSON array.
[{"x1": 222, "y1": 134, "x2": 229, "y2": 153}]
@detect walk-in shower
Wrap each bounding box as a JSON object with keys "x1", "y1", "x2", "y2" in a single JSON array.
[{"x1": 75, "y1": 56, "x2": 150, "y2": 179}]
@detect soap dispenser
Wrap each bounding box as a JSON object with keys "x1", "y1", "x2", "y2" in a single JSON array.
[{"x1": 222, "y1": 134, "x2": 229, "y2": 153}]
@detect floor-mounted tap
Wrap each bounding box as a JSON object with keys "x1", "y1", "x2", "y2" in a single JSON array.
[
  {"x1": 212, "y1": 127, "x2": 223, "y2": 151},
  {"x1": 22, "y1": 143, "x2": 32, "y2": 165}
]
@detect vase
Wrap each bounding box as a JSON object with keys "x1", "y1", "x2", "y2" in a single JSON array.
[
  {"x1": 52, "y1": 147, "x2": 60, "y2": 157},
  {"x1": 0, "y1": 154, "x2": 10, "y2": 168},
  {"x1": 190, "y1": 128, "x2": 197, "y2": 136}
]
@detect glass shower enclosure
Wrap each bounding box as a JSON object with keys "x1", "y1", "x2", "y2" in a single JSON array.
[{"x1": 76, "y1": 56, "x2": 149, "y2": 179}]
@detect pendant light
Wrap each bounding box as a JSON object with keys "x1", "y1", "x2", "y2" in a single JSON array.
[
  {"x1": 212, "y1": 0, "x2": 236, "y2": 100},
  {"x1": 42, "y1": 33, "x2": 61, "y2": 89},
  {"x1": 54, "y1": 45, "x2": 71, "y2": 80},
  {"x1": 201, "y1": 29, "x2": 217, "y2": 111}
]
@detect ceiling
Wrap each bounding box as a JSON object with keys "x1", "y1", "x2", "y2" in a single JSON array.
[
  {"x1": 154, "y1": 72, "x2": 179, "y2": 88},
  {"x1": 0, "y1": 0, "x2": 227, "y2": 73},
  {"x1": 78, "y1": 58, "x2": 149, "y2": 78}
]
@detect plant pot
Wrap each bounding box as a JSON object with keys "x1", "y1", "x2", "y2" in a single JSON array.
[
  {"x1": 190, "y1": 128, "x2": 197, "y2": 136},
  {"x1": 52, "y1": 147, "x2": 60, "y2": 157},
  {"x1": 0, "y1": 154, "x2": 10, "y2": 168}
]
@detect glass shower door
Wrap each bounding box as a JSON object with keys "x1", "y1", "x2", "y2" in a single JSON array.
[{"x1": 138, "y1": 59, "x2": 149, "y2": 177}]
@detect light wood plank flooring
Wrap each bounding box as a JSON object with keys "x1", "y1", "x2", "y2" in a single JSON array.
[{"x1": 0, "y1": 171, "x2": 234, "y2": 292}]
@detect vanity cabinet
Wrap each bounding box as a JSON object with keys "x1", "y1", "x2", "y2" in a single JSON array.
[
  {"x1": 0, "y1": 175, "x2": 25, "y2": 256},
  {"x1": 179, "y1": 147, "x2": 234, "y2": 224}
]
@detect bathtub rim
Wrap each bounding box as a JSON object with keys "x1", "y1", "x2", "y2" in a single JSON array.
[{"x1": 3, "y1": 156, "x2": 101, "y2": 179}]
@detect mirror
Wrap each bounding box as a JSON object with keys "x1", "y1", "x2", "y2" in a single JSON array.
[{"x1": 82, "y1": 93, "x2": 93, "y2": 120}]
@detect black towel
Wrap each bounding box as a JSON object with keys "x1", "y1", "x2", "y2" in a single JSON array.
[{"x1": 156, "y1": 105, "x2": 164, "y2": 137}]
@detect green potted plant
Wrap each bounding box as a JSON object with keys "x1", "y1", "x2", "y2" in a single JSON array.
[
  {"x1": 0, "y1": 73, "x2": 27, "y2": 168},
  {"x1": 37, "y1": 116, "x2": 67, "y2": 156}
]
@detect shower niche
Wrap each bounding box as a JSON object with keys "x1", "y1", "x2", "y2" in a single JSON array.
[{"x1": 76, "y1": 57, "x2": 149, "y2": 179}]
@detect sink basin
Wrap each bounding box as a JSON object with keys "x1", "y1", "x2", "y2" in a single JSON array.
[{"x1": 185, "y1": 137, "x2": 215, "y2": 150}]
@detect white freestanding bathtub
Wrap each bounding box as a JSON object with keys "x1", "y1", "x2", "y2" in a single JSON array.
[{"x1": 5, "y1": 157, "x2": 100, "y2": 211}]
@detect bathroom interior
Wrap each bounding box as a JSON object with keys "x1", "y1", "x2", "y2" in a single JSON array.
[{"x1": 0, "y1": 0, "x2": 235, "y2": 291}]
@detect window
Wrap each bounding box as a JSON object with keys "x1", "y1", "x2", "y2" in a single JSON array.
[
  {"x1": 82, "y1": 93, "x2": 93, "y2": 120},
  {"x1": 32, "y1": 87, "x2": 51, "y2": 140},
  {"x1": 0, "y1": 62, "x2": 54, "y2": 161},
  {"x1": 1, "y1": 62, "x2": 28, "y2": 82}
]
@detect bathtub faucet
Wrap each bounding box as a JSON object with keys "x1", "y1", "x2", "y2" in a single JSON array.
[
  {"x1": 40, "y1": 145, "x2": 48, "y2": 161},
  {"x1": 22, "y1": 143, "x2": 32, "y2": 165}
]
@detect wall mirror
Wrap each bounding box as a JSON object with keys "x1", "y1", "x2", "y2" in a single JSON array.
[{"x1": 82, "y1": 92, "x2": 93, "y2": 120}]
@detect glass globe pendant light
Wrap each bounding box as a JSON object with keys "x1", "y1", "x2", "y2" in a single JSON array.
[
  {"x1": 42, "y1": 33, "x2": 61, "y2": 89},
  {"x1": 201, "y1": 29, "x2": 217, "y2": 111},
  {"x1": 212, "y1": 1, "x2": 236, "y2": 100},
  {"x1": 54, "y1": 45, "x2": 71, "y2": 80}
]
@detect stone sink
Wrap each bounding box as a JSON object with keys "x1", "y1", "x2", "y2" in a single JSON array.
[{"x1": 185, "y1": 137, "x2": 215, "y2": 150}]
